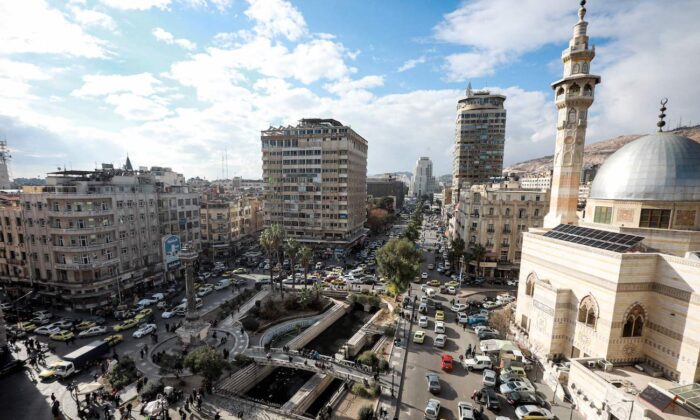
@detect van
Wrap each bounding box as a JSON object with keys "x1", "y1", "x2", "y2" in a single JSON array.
[
  {"x1": 151, "y1": 293, "x2": 165, "y2": 302},
  {"x1": 214, "y1": 279, "x2": 231, "y2": 290},
  {"x1": 426, "y1": 288, "x2": 436, "y2": 298}
]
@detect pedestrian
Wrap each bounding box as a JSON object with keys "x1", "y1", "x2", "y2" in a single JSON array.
[
  {"x1": 144, "y1": 344, "x2": 148, "y2": 353},
  {"x1": 126, "y1": 402, "x2": 132, "y2": 417},
  {"x1": 140, "y1": 348, "x2": 144, "y2": 359},
  {"x1": 50, "y1": 392, "x2": 56, "y2": 403},
  {"x1": 165, "y1": 323, "x2": 169, "y2": 333},
  {"x1": 179, "y1": 407, "x2": 186, "y2": 420},
  {"x1": 103, "y1": 404, "x2": 110, "y2": 419}
]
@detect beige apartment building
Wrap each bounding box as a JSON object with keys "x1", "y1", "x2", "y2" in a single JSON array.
[
  {"x1": 0, "y1": 194, "x2": 29, "y2": 288},
  {"x1": 261, "y1": 118, "x2": 368, "y2": 252},
  {"x1": 453, "y1": 181, "x2": 549, "y2": 278},
  {"x1": 1, "y1": 166, "x2": 200, "y2": 310},
  {"x1": 200, "y1": 196, "x2": 263, "y2": 259},
  {"x1": 513, "y1": 3, "x2": 700, "y2": 419}
]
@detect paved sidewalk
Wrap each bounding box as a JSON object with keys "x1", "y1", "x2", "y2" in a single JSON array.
[{"x1": 377, "y1": 310, "x2": 411, "y2": 420}]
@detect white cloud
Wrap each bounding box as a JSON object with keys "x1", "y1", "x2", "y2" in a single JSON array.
[
  {"x1": 181, "y1": 0, "x2": 232, "y2": 12},
  {"x1": 99, "y1": 0, "x2": 171, "y2": 10},
  {"x1": 442, "y1": 51, "x2": 507, "y2": 80},
  {"x1": 104, "y1": 93, "x2": 172, "y2": 121},
  {"x1": 244, "y1": 0, "x2": 307, "y2": 41},
  {"x1": 0, "y1": 0, "x2": 108, "y2": 57},
  {"x1": 398, "y1": 56, "x2": 426, "y2": 72},
  {"x1": 69, "y1": 6, "x2": 117, "y2": 31},
  {"x1": 152, "y1": 27, "x2": 197, "y2": 51},
  {"x1": 72, "y1": 73, "x2": 162, "y2": 97},
  {"x1": 325, "y1": 75, "x2": 384, "y2": 95}
]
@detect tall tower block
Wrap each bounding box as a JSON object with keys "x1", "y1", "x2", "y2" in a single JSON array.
[
  {"x1": 543, "y1": 0, "x2": 600, "y2": 228},
  {"x1": 0, "y1": 141, "x2": 11, "y2": 189}
]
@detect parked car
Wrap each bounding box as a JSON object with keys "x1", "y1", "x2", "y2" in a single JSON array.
[
  {"x1": 424, "y1": 399, "x2": 441, "y2": 420},
  {"x1": 505, "y1": 391, "x2": 548, "y2": 407},
  {"x1": 441, "y1": 354, "x2": 453, "y2": 371},
  {"x1": 76, "y1": 321, "x2": 97, "y2": 331},
  {"x1": 413, "y1": 330, "x2": 425, "y2": 344},
  {"x1": 50, "y1": 330, "x2": 75, "y2": 341},
  {"x1": 418, "y1": 316, "x2": 429, "y2": 328},
  {"x1": 31, "y1": 316, "x2": 51, "y2": 325},
  {"x1": 418, "y1": 303, "x2": 428, "y2": 314},
  {"x1": 421, "y1": 272, "x2": 428, "y2": 279},
  {"x1": 479, "y1": 387, "x2": 501, "y2": 412},
  {"x1": 457, "y1": 312, "x2": 470, "y2": 324},
  {"x1": 33, "y1": 310, "x2": 52, "y2": 319},
  {"x1": 435, "y1": 310, "x2": 445, "y2": 321},
  {"x1": 451, "y1": 303, "x2": 468, "y2": 312},
  {"x1": 78, "y1": 326, "x2": 108, "y2": 338},
  {"x1": 137, "y1": 298, "x2": 157, "y2": 307},
  {"x1": 214, "y1": 279, "x2": 231, "y2": 290},
  {"x1": 515, "y1": 405, "x2": 554, "y2": 419},
  {"x1": 483, "y1": 369, "x2": 497, "y2": 387},
  {"x1": 426, "y1": 372, "x2": 441, "y2": 394},
  {"x1": 132, "y1": 323, "x2": 157, "y2": 338},
  {"x1": 500, "y1": 380, "x2": 535, "y2": 395},
  {"x1": 197, "y1": 286, "x2": 214, "y2": 297},
  {"x1": 434, "y1": 321, "x2": 446, "y2": 334},
  {"x1": 467, "y1": 315, "x2": 489, "y2": 325},
  {"x1": 479, "y1": 331, "x2": 500, "y2": 340},
  {"x1": 457, "y1": 401, "x2": 475, "y2": 420},
  {"x1": 35, "y1": 325, "x2": 61, "y2": 336}
]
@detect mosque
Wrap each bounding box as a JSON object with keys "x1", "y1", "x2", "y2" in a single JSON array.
[{"x1": 513, "y1": 1, "x2": 700, "y2": 419}]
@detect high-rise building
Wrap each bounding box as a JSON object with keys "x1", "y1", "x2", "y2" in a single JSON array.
[
  {"x1": 0, "y1": 141, "x2": 11, "y2": 189},
  {"x1": 1, "y1": 165, "x2": 201, "y2": 310},
  {"x1": 543, "y1": 0, "x2": 600, "y2": 228},
  {"x1": 410, "y1": 157, "x2": 435, "y2": 198},
  {"x1": 261, "y1": 118, "x2": 368, "y2": 251},
  {"x1": 367, "y1": 174, "x2": 406, "y2": 210},
  {"x1": 452, "y1": 85, "x2": 506, "y2": 200}
]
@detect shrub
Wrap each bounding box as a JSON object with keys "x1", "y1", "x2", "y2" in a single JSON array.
[
  {"x1": 107, "y1": 357, "x2": 138, "y2": 390},
  {"x1": 358, "y1": 405, "x2": 374, "y2": 420},
  {"x1": 140, "y1": 379, "x2": 164, "y2": 401},
  {"x1": 378, "y1": 359, "x2": 389, "y2": 372},
  {"x1": 351, "y1": 383, "x2": 371, "y2": 398},
  {"x1": 158, "y1": 352, "x2": 184, "y2": 376},
  {"x1": 241, "y1": 317, "x2": 259, "y2": 331},
  {"x1": 382, "y1": 325, "x2": 396, "y2": 337},
  {"x1": 184, "y1": 346, "x2": 226, "y2": 383},
  {"x1": 357, "y1": 351, "x2": 379, "y2": 369}
]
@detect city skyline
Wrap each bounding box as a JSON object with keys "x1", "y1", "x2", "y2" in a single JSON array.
[{"x1": 1, "y1": 0, "x2": 699, "y2": 182}]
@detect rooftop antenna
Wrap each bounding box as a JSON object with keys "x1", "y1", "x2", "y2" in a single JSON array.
[{"x1": 657, "y1": 98, "x2": 668, "y2": 132}]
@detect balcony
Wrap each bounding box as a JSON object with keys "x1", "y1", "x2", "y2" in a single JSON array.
[
  {"x1": 49, "y1": 209, "x2": 114, "y2": 217},
  {"x1": 55, "y1": 259, "x2": 119, "y2": 270},
  {"x1": 502, "y1": 228, "x2": 511, "y2": 234},
  {"x1": 500, "y1": 243, "x2": 510, "y2": 248},
  {"x1": 53, "y1": 242, "x2": 117, "y2": 253},
  {"x1": 50, "y1": 225, "x2": 115, "y2": 234},
  {"x1": 487, "y1": 229, "x2": 495, "y2": 233}
]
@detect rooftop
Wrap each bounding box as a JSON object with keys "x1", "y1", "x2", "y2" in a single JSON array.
[{"x1": 576, "y1": 358, "x2": 676, "y2": 397}]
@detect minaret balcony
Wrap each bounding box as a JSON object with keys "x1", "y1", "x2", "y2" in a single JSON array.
[{"x1": 555, "y1": 92, "x2": 594, "y2": 107}]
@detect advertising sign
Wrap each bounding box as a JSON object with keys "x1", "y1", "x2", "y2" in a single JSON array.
[{"x1": 162, "y1": 235, "x2": 182, "y2": 270}]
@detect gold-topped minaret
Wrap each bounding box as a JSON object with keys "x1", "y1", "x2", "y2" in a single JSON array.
[{"x1": 543, "y1": 0, "x2": 601, "y2": 228}]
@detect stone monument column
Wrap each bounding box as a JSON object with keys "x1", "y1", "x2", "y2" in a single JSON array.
[{"x1": 180, "y1": 246, "x2": 199, "y2": 321}]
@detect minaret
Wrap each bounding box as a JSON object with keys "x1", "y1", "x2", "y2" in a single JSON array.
[
  {"x1": 543, "y1": 0, "x2": 601, "y2": 228},
  {"x1": 0, "y1": 141, "x2": 11, "y2": 189}
]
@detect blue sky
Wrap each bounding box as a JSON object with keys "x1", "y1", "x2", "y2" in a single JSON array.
[{"x1": 1, "y1": 0, "x2": 699, "y2": 180}]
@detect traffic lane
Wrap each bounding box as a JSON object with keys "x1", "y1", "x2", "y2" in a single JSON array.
[{"x1": 29, "y1": 280, "x2": 254, "y2": 359}]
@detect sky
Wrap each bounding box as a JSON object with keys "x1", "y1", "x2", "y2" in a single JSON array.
[{"x1": 1, "y1": 0, "x2": 700, "y2": 180}]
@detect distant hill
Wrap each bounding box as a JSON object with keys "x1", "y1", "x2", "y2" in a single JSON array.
[{"x1": 505, "y1": 126, "x2": 700, "y2": 174}]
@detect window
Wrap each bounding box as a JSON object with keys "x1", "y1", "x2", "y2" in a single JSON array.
[
  {"x1": 577, "y1": 295, "x2": 598, "y2": 328},
  {"x1": 622, "y1": 304, "x2": 645, "y2": 338},
  {"x1": 593, "y1": 206, "x2": 612, "y2": 224},
  {"x1": 639, "y1": 209, "x2": 671, "y2": 229},
  {"x1": 525, "y1": 272, "x2": 537, "y2": 296}
]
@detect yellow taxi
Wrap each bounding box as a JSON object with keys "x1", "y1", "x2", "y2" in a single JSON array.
[
  {"x1": 138, "y1": 308, "x2": 153, "y2": 317},
  {"x1": 104, "y1": 334, "x2": 124, "y2": 346},
  {"x1": 445, "y1": 280, "x2": 459, "y2": 289},
  {"x1": 113, "y1": 318, "x2": 138, "y2": 331},
  {"x1": 17, "y1": 322, "x2": 37, "y2": 332},
  {"x1": 428, "y1": 279, "x2": 440, "y2": 287},
  {"x1": 413, "y1": 330, "x2": 426, "y2": 344},
  {"x1": 76, "y1": 320, "x2": 97, "y2": 331},
  {"x1": 435, "y1": 310, "x2": 445, "y2": 321},
  {"x1": 50, "y1": 330, "x2": 75, "y2": 341}
]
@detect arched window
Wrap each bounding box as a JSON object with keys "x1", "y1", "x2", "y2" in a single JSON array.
[
  {"x1": 525, "y1": 272, "x2": 537, "y2": 296},
  {"x1": 622, "y1": 304, "x2": 646, "y2": 337},
  {"x1": 518, "y1": 209, "x2": 526, "y2": 218},
  {"x1": 534, "y1": 209, "x2": 540, "y2": 217},
  {"x1": 567, "y1": 109, "x2": 577, "y2": 124},
  {"x1": 578, "y1": 295, "x2": 599, "y2": 328},
  {"x1": 505, "y1": 208, "x2": 511, "y2": 216},
  {"x1": 569, "y1": 84, "x2": 581, "y2": 95},
  {"x1": 572, "y1": 63, "x2": 580, "y2": 74},
  {"x1": 556, "y1": 87, "x2": 565, "y2": 97},
  {"x1": 582, "y1": 62, "x2": 589, "y2": 73},
  {"x1": 583, "y1": 84, "x2": 593, "y2": 97}
]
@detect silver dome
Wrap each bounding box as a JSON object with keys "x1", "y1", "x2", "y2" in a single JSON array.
[{"x1": 589, "y1": 132, "x2": 700, "y2": 201}]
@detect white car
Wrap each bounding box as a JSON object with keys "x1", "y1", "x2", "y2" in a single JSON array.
[
  {"x1": 197, "y1": 286, "x2": 213, "y2": 297},
  {"x1": 451, "y1": 303, "x2": 468, "y2": 312},
  {"x1": 463, "y1": 355, "x2": 493, "y2": 371},
  {"x1": 35, "y1": 325, "x2": 61, "y2": 336},
  {"x1": 515, "y1": 405, "x2": 554, "y2": 420},
  {"x1": 500, "y1": 380, "x2": 535, "y2": 394},
  {"x1": 434, "y1": 321, "x2": 445, "y2": 334},
  {"x1": 507, "y1": 280, "x2": 518, "y2": 287},
  {"x1": 483, "y1": 301, "x2": 503, "y2": 310},
  {"x1": 425, "y1": 398, "x2": 441, "y2": 420},
  {"x1": 447, "y1": 287, "x2": 457, "y2": 295},
  {"x1": 434, "y1": 334, "x2": 446, "y2": 348},
  {"x1": 137, "y1": 298, "x2": 157, "y2": 307},
  {"x1": 421, "y1": 272, "x2": 428, "y2": 279},
  {"x1": 457, "y1": 401, "x2": 475, "y2": 420},
  {"x1": 474, "y1": 325, "x2": 497, "y2": 335},
  {"x1": 161, "y1": 309, "x2": 178, "y2": 319},
  {"x1": 132, "y1": 323, "x2": 157, "y2": 338},
  {"x1": 51, "y1": 320, "x2": 74, "y2": 329},
  {"x1": 482, "y1": 369, "x2": 497, "y2": 387},
  {"x1": 418, "y1": 315, "x2": 429, "y2": 328},
  {"x1": 78, "y1": 326, "x2": 107, "y2": 337},
  {"x1": 457, "y1": 312, "x2": 469, "y2": 324}
]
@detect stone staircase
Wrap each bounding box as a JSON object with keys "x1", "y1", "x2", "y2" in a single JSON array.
[{"x1": 216, "y1": 363, "x2": 275, "y2": 396}]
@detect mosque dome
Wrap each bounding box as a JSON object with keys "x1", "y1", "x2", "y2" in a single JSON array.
[{"x1": 588, "y1": 132, "x2": 700, "y2": 201}]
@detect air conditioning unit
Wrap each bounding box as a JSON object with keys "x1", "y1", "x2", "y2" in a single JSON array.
[{"x1": 586, "y1": 360, "x2": 596, "y2": 368}]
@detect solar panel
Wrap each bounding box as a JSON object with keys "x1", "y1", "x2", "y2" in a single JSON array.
[{"x1": 543, "y1": 224, "x2": 644, "y2": 253}]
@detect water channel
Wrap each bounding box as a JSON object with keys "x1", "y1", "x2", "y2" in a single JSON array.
[
  {"x1": 244, "y1": 367, "x2": 315, "y2": 407},
  {"x1": 304, "y1": 305, "x2": 375, "y2": 355}
]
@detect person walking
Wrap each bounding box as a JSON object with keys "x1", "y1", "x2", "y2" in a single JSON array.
[{"x1": 126, "y1": 402, "x2": 132, "y2": 418}]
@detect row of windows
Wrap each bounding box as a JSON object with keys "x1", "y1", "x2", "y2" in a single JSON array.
[{"x1": 594, "y1": 206, "x2": 672, "y2": 229}]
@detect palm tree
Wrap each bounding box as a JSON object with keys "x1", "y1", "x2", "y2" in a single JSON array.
[
  {"x1": 298, "y1": 245, "x2": 313, "y2": 290},
  {"x1": 469, "y1": 243, "x2": 487, "y2": 278},
  {"x1": 283, "y1": 239, "x2": 300, "y2": 291},
  {"x1": 259, "y1": 224, "x2": 284, "y2": 292}
]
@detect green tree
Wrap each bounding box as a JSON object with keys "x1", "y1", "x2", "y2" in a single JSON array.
[
  {"x1": 283, "y1": 238, "x2": 300, "y2": 290},
  {"x1": 298, "y1": 245, "x2": 313, "y2": 290},
  {"x1": 376, "y1": 238, "x2": 421, "y2": 294},
  {"x1": 259, "y1": 224, "x2": 285, "y2": 293},
  {"x1": 450, "y1": 237, "x2": 465, "y2": 266},
  {"x1": 356, "y1": 350, "x2": 379, "y2": 371},
  {"x1": 183, "y1": 346, "x2": 226, "y2": 383},
  {"x1": 469, "y1": 243, "x2": 487, "y2": 277}
]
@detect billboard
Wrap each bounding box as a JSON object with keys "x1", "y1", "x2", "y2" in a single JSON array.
[{"x1": 162, "y1": 234, "x2": 182, "y2": 270}]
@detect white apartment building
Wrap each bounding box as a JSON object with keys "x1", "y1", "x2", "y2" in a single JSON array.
[
  {"x1": 261, "y1": 118, "x2": 368, "y2": 251},
  {"x1": 410, "y1": 157, "x2": 435, "y2": 198},
  {"x1": 519, "y1": 171, "x2": 552, "y2": 190}
]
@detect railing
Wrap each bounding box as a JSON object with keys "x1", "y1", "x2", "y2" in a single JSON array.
[
  {"x1": 49, "y1": 225, "x2": 115, "y2": 234},
  {"x1": 55, "y1": 259, "x2": 119, "y2": 270},
  {"x1": 53, "y1": 242, "x2": 117, "y2": 253},
  {"x1": 48, "y1": 209, "x2": 114, "y2": 217}
]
